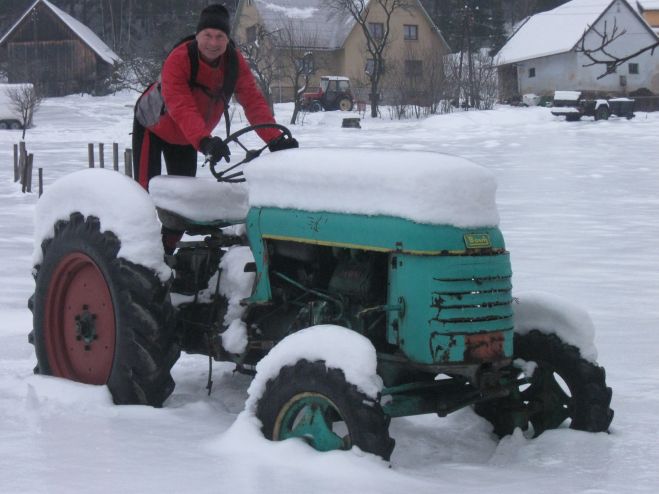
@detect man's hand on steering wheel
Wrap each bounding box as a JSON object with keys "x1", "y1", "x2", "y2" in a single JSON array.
[
  {"x1": 208, "y1": 123, "x2": 295, "y2": 181},
  {"x1": 268, "y1": 134, "x2": 299, "y2": 152},
  {"x1": 200, "y1": 136, "x2": 231, "y2": 163}
]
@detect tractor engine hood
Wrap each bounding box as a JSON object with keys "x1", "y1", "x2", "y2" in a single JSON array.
[{"x1": 244, "y1": 148, "x2": 500, "y2": 229}]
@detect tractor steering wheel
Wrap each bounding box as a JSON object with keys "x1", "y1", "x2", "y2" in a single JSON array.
[{"x1": 208, "y1": 123, "x2": 293, "y2": 182}]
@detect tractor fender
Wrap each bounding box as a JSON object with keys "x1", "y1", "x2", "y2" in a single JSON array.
[
  {"x1": 244, "y1": 324, "x2": 381, "y2": 413},
  {"x1": 512, "y1": 291, "x2": 597, "y2": 362},
  {"x1": 33, "y1": 168, "x2": 170, "y2": 282}
]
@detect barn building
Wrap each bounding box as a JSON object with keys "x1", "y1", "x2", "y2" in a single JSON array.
[{"x1": 0, "y1": 0, "x2": 120, "y2": 96}]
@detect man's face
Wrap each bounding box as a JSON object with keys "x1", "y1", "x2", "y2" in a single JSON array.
[{"x1": 196, "y1": 28, "x2": 229, "y2": 63}]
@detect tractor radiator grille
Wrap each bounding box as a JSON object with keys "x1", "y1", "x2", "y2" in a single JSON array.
[{"x1": 429, "y1": 256, "x2": 513, "y2": 333}]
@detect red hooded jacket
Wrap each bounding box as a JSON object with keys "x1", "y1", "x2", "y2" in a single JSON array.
[{"x1": 148, "y1": 41, "x2": 280, "y2": 148}]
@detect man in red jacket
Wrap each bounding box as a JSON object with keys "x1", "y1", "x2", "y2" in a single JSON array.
[{"x1": 132, "y1": 4, "x2": 297, "y2": 252}]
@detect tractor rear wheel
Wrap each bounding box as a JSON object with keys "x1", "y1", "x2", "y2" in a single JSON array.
[
  {"x1": 339, "y1": 97, "x2": 353, "y2": 111},
  {"x1": 30, "y1": 212, "x2": 179, "y2": 406},
  {"x1": 256, "y1": 359, "x2": 395, "y2": 459},
  {"x1": 0, "y1": 121, "x2": 7, "y2": 130},
  {"x1": 9, "y1": 120, "x2": 22, "y2": 130},
  {"x1": 474, "y1": 330, "x2": 613, "y2": 437}
]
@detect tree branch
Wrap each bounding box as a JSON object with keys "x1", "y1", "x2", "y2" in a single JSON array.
[{"x1": 576, "y1": 18, "x2": 659, "y2": 79}]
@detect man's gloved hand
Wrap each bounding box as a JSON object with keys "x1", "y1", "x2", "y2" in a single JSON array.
[
  {"x1": 268, "y1": 134, "x2": 299, "y2": 153},
  {"x1": 199, "y1": 136, "x2": 231, "y2": 163}
]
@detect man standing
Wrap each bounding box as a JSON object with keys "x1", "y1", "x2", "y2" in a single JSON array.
[{"x1": 132, "y1": 4, "x2": 297, "y2": 252}]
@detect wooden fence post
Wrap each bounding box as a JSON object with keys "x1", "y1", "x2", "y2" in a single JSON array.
[
  {"x1": 124, "y1": 148, "x2": 133, "y2": 178},
  {"x1": 88, "y1": 143, "x2": 94, "y2": 168},
  {"x1": 38, "y1": 167, "x2": 43, "y2": 197},
  {"x1": 13, "y1": 144, "x2": 19, "y2": 182},
  {"x1": 19, "y1": 142, "x2": 26, "y2": 182},
  {"x1": 113, "y1": 143, "x2": 119, "y2": 171},
  {"x1": 99, "y1": 143, "x2": 105, "y2": 168},
  {"x1": 26, "y1": 154, "x2": 34, "y2": 193}
]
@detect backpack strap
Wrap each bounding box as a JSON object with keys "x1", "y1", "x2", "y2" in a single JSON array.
[
  {"x1": 186, "y1": 39, "x2": 200, "y2": 90},
  {"x1": 185, "y1": 39, "x2": 239, "y2": 137}
]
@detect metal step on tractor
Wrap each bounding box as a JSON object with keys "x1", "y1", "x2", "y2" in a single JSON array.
[{"x1": 29, "y1": 124, "x2": 613, "y2": 460}]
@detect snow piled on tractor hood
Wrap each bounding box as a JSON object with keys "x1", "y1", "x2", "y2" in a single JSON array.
[
  {"x1": 244, "y1": 148, "x2": 500, "y2": 228},
  {"x1": 244, "y1": 325, "x2": 382, "y2": 413},
  {"x1": 32, "y1": 168, "x2": 171, "y2": 282}
]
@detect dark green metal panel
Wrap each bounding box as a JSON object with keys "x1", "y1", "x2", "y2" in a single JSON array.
[
  {"x1": 388, "y1": 253, "x2": 513, "y2": 365},
  {"x1": 246, "y1": 207, "x2": 514, "y2": 365},
  {"x1": 246, "y1": 207, "x2": 506, "y2": 304},
  {"x1": 248, "y1": 207, "x2": 505, "y2": 253},
  {"x1": 246, "y1": 208, "x2": 271, "y2": 302}
]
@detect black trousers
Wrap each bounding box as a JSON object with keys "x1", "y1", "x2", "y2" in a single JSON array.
[
  {"x1": 132, "y1": 118, "x2": 198, "y2": 253},
  {"x1": 132, "y1": 117, "x2": 197, "y2": 189}
]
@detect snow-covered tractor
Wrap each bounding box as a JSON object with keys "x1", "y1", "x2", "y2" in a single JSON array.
[
  {"x1": 29, "y1": 125, "x2": 613, "y2": 460},
  {"x1": 300, "y1": 76, "x2": 354, "y2": 112}
]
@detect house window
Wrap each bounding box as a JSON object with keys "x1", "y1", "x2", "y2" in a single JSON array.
[
  {"x1": 246, "y1": 25, "x2": 257, "y2": 43},
  {"x1": 296, "y1": 54, "x2": 315, "y2": 75},
  {"x1": 369, "y1": 22, "x2": 384, "y2": 40},
  {"x1": 528, "y1": 67, "x2": 536, "y2": 78},
  {"x1": 404, "y1": 24, "x2": 418, "y2": 40},
  {"x1": 629, "y1": 63, "x2": 639, "y2": 74},
  {"x1": 405, "y1": 60, "x2": 423, "y2": 78},
  {"x1": 365, "y1": 58, "x2": 384, "y2": 75}
]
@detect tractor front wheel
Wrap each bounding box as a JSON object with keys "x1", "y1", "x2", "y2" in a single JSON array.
[
  {"x1": 474, "y1": 330, "x2": 613, "y2": 437},
  {"x1": 30, "y1": 212, "x2": 179, "y2": 406},
  {"x1": 256, "y1": 359, "x2": 395, "y2": 459}
]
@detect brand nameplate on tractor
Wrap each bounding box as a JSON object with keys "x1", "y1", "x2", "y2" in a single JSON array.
[{"x1": 464, "y1": 233, "x2": 491, "y2": 249}]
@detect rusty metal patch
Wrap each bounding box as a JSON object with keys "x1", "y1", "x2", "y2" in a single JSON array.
[{"x1": 464, "y1": 332, "x2": 504, "y2": 362}]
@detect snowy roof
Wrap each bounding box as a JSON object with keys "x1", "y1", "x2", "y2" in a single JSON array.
[
  {"x1": 252, "y1": 0, "x2": 355, "y2": 50},
  {"x1": 0, "y1": 0, "x2": 120, "y2": 64},
  {"x1": 496, "y1": 0, "x2": 617, "y2": 65},
  {"x1": 637, "y1": 1, "x2": 659, "y2": 9},
  {"x1": 246, "y1": 0, "x2": 448, "y2": 51}
]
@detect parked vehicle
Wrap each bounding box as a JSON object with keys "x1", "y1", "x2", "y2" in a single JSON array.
[
  {"x1": 300, "y1": 76, "x2": 353, "y2": 112},
  {"x1": 0, "y1": 83, "x2": 29, "y2": 130},
  {"x1": 551, "y1": 90, "x2": 635, "y2": 121},
  {"x1": 29, "y1": 125, "x2": 613, "y2": 460}
]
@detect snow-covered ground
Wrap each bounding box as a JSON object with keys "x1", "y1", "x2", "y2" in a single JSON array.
[{"x1": 1, "y1": 92, "x2": 658, "y2": 493}]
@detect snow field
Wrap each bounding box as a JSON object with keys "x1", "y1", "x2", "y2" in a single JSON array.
[{"x1": 0, "y1": 92, "x2": 658, "y2": 492}]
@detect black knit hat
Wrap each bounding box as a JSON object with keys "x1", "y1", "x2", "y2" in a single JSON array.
[{"x1": 196, "y1": 4, "x2": 231, "y2": 35}]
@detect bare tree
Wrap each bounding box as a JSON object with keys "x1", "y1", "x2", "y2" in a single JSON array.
[
  {"x1": 273, "y1": 20, "x2": 324, "y2": 124},
  {"x1": 6, "y1": 84, "x2": 41, "y2": 139},
  {"x1": 328, "y1": 0, "x2": 413, "y2": 118},
  {"x1": 444, "y1": 50, "x2": 498, "y2": 110},
  {"x1": 112, "y1": 55, "x2": 161, "y2": 92},
  {"x1": 236, "y1": 25, "x2": 279, "y2": 114},
  {"x1": 576, "y1": 19, "x2": 659, "y2": 79},
  {"x1": 383, "y1": 45, "x2": 452, "y2": 119}
]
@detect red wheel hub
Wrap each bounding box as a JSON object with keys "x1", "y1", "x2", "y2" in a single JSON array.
[{"x1": 45, "y1": 252, "x2": 116, "y2": 384}]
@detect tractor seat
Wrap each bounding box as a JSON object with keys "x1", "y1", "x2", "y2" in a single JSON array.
[{"x1": 149, "y1": 175, "x2": 249, "y2": 231}]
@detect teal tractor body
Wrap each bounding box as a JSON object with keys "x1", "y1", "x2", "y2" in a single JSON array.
[
  {"x1": 247, "y1": 208, "x2": 513, "y2": 367},
  {"x1": 30, "y1": 129, "x2": 612, "y2": 460}
]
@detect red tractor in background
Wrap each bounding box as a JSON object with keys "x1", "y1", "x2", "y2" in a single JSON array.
[{"x1": 300, "y1": 76, "x2": 354, "y2": 112}]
